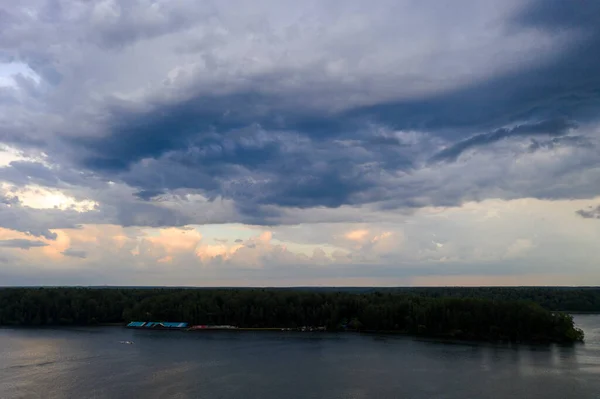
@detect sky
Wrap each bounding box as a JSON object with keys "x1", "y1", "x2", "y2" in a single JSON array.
[{"x1": 1, "y1": 0, "x2": 600, "y2": 286}]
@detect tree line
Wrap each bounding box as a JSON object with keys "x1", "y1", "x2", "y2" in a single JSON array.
[
  {"x1": 0, "y1": 287, "x2": 585, "y2": 343},
  {"x1": 389, "y1": 287, "x2": 600, "y2": 312},
  {"x1": 278, "y1": 287, "x2": 600, "y2": 312}
]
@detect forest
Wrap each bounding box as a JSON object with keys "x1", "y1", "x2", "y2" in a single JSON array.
[
  {"x1": 389, "y1": 287, "x2": 600, "y2": 312},
  {"x1": 285, "y1": 286, "x2": 600, "y2": 311},
  {"x1": 0, "y1": 287, "x2": 587, "y2": 343}
]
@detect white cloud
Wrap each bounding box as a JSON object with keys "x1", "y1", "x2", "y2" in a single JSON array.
[
  {"x1": 1, "y1": 183, "x2": 97, "y2": 212},
  {"x1": 0, "y1": 62, "x2": 41, "y2": 88}
]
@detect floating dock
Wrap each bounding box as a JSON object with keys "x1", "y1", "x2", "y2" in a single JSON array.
[
  {"x1": 126, "y1": 321, "x2": 326, "y2": 332},
  {"x1": 187, "y1": 325, "x2": 237, "y2": 330}
]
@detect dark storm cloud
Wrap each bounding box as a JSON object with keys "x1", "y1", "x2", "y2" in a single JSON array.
[
  {"x1": 346, "y1": 0, "x2": 600, "y2": 136},
  {"x1": 71, "y1": 90, "x2": 345, "y2": 173},
  {"x1": 0, "y1": 238, "x2": 48, "y2": 249},
  {"x1": 512, "y1": 0, "x2": 600, "y2": 30},
  {"x1": 56, "y1": 0, "x2": 600, "y2": 219},
  {"x1": 110, "y1": 127, "x2": 406, "y2": 212},
  {"x1": 2, "y1": 0, "x2": 600, "y2": 230}
]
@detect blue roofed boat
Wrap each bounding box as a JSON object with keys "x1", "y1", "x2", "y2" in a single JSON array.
[
  {"x1": 126, "y1": 321, "x2": 188, "y2": 330},
  {"x1": 126, "y1": 321, "x2": 147, "y2": 328}
]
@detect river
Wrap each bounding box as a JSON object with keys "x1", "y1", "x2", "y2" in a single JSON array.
[{"x1": 1, "y1": 315, "x2": 599, "y2": 398}]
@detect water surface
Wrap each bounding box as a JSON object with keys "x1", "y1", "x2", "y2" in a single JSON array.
[{"x1": 1, "y1": 315, "x2": 599, "y2": 398}]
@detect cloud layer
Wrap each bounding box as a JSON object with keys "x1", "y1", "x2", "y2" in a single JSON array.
[{"x1": 1, "y1": 0, "x2": 600, "y2": 285}]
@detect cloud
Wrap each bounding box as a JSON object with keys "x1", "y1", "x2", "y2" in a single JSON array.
[
  {"x1": 0, "y1": 196, "x2": 597, "y2": 284},
  {"x1": 528, "y1": 135, "x2": 591, "y2": 152},
  {"x1": 430, "y1": 119, "x2": 577, "y2": 163},
  {"x1": 56, "y1": 0, "x2": 600, "y2": 215},
  {"x1": 1, "y1": 0, "x2": 600, "y2": 285},
  {"x1": 134, "y1": 189, "x2": 165, "y2": 201},
  {"x1": 61, "y1": 248, "x2": 87, "y2": 259},
  {"x1": 87, "y1": 0, "x2": 216, "y2": 49},
  {"x1": 576, "y1": 206, "x2": 600, "y2": 219},
  {"x1": 345, "y1": 229, "x2": 370, "y2": 242},
  {"x1": 0, "y1": 238, "x2": 48, "y2": 249}
]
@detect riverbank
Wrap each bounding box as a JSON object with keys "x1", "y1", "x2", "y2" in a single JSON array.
[
  {"x1": 0, "y1": 287, "x2": 586, "y2": 344},
  {"x1": 123, "y1": 322, "x2": 583, "y2": 344}
]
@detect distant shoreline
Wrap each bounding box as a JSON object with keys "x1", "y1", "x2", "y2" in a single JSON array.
[{"x1": 1, "y1": 287, "x2": 589, "y2": 344}]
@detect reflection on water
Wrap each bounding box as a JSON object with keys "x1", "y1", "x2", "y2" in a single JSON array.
[{"x1": 1, "y1": 315, "x2": 599, "y2": 399}]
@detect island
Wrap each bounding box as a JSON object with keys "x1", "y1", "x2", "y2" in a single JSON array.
[{"x1": 0, "y1": 287, "x2": 586, "y2": 343}]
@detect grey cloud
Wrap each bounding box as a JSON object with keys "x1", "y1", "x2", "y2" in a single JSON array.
[
  {"x1": 0, "y1": 202, "x2": 73, "y2": 239},
  {"x1": 576, "y1": 206, "x2": 600, "y2": 219},
  {"x1": 82, "y1": 124, "x2": 414, "y2": 212},
  {"x1": 0, "y1": 160, "x2": 109, "y2": 191},
  {"x1": 234, "y1": 239, "x2": 243, "y2": 243},
  {"x1": 0, "y1": 194, "x2": 20, "y2": 206},
  {"x1": 348, "y1": 0, "x2": 600, "y2": 136},
  {"x1": 86, "y1": 1, "x2": 216, "y2": 49},
  {"x1": 61, "y1": 248, "x2": 87, "y2": 259},
  {"x1": 430, "y1": 119, "x2": 577, "y2": 163},
  {"x1": 1, "y1": 0, "x2": 600, "y2": 229},
  {"x1": 512, "y1": 0, "x2": 600, "y2": 30},
  {"x1": 365, "y1": 134, "x2": 408, "y2": 147},
  {"x1": 0, "y1": 238, "x2": 48, "y2": 249},
  {"x1": 59, "y1": 0, "x2": 600, "y2": 217},
  {"x1": 528, "y1": 135, "x2": 591, "y2": 152},
  {"x1": 5, "y1": 160, "x2": 59, "y2": 185},
  {"x1": 134, "y1": 190, "x2": 165, "y2": 201},
  {"x1": 114, "y1": 200, "x2": 191, "y2": 227},
  {"x1": 0, "y1": 86, "x2": 20, "y2": 105},
  {"x1": 37, "y1": 230, "x2": 56, "y2": 240},
  {"x1": 0, "y1": 172, "x2": 234, "y2": 231},
  {"x1": 92, "y1": 183, "x2": 242, "y2": 227}
]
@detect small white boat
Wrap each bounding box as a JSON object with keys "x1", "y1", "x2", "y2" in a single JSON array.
[{"x1": 119, "y1": 340, "x2": 134, "y2": 345}]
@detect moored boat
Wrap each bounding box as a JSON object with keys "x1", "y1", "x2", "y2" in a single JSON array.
[{"x1": 126, "y1": 321, "x2": 188, "y2": 330}]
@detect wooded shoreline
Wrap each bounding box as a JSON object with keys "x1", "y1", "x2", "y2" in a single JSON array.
[{"x1": 0, "y1": 287, "x2": 587, "y2": 343}]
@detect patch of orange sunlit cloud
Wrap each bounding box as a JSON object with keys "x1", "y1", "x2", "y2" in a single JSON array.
[
  {"x1": 343, "y1": 229, "x2": 396, "y2": 253},
  {"x1": 196, "y1": 230, "x2": 271, "y2": 263},
  {"x1": 345, "y1": 229, "x2": 370, "y2": 241},
  {"x1": 144, "y1": 228, "x2": 203, "y2": 253}
]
